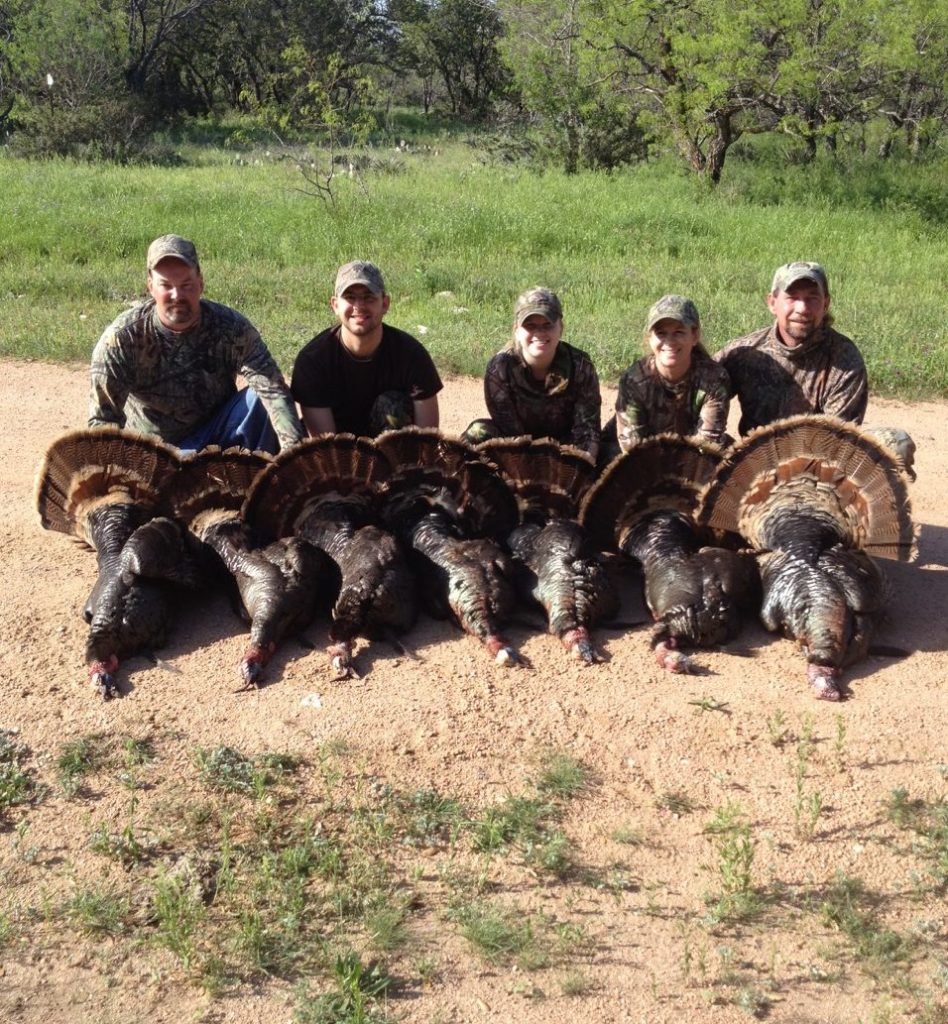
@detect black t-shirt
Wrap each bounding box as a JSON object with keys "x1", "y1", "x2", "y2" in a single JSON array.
[{"x1": 291, "y1": 324, "x2": 443, "y2": 435}]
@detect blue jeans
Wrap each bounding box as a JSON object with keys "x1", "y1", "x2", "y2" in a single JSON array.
[{"x1": 178, "y1": 388, "x2": 278, "y2": 455}]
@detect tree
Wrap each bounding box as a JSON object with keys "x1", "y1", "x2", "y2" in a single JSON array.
[{"x1": 393, "y1": 0, "x2": 509, "y2": 118}]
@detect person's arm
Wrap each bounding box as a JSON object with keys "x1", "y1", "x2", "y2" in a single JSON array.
[
  {"x1": 239, "y1": 332, "x2": 305, "y2": 448},
  {"x1": 300, "y1": 406, "x2": 337, "y2": 436},
  {"x1": 568, "y1": 355, "x2": 602, "y2": 460},
  {"x1": 614, "y1": 368, "x2": 648, "y2": 452},
  {"x1": 693, "y1": 362, "x2": 731, "y2": 445},
  {"x1": 821, "y1": 351, "x2": 869, "y2": 425},
  {"x1": 413, "y1": 395, "x2": 439, "y2": 429},
  {"x1": 88, "y1": 328, "x2": 130, "y2": 429},
  {"x1": 484, "y1": 354, "x2": 526, "y2": 435}
]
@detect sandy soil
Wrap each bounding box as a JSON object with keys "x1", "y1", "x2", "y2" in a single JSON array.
[{"x1": 1, "y1": 359, "x2": 946, "y2": 1024}]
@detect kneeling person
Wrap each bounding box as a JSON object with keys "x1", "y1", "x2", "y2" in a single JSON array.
[
  {"x1": 89, "y1": 234, "x2": 304, "y2": 455},
  {"x1": 292, "y1": 261, "x2": 442, "y2": 438}
]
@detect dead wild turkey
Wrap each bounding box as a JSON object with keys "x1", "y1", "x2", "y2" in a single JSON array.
[
  {"x1": 161, "y1": 447, "x2": 334, "y2": 688},
  {"x1": 580, "y1": 435, "x2": 761, "y2": 673},
  {"x1": 243, "y1": 435, "x2": 416, "y2": 679},
  {"x1": 477, "y1": 436, "x2": 619, "y2": 664},
  {"x1": 697, "y1": 415, "x2": 916, "y2": 700},
  {"x1": 36, "y1": 427, "x2": 205, "y2": 698},
  {"x1": 376, "y1": 428, "x2": 523, "y2": 666}
]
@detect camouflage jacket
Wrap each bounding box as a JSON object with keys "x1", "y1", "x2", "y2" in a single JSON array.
[
  {"x1": 483, "y1": 341, "x2": 602, "y2": 458},
  {"x1": 89, "y1": 298, "x2": 304, "y2": 448},
  {"x1": 716, "y1": 323, "x2": 867, "y2": 436},
  {"x1": 615, "y1": 352, "x2": 731, "y2": 451}
]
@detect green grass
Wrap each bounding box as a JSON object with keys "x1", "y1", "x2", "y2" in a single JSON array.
[
  {"x1": 1, "y1": 143, "x2": 947, "y2": 397},
  {"x1": 0, "y1": 729, "x2": 43, "y2": 816}
]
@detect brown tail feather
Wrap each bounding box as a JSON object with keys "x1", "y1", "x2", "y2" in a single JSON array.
[
  {"x1": 244, "y1": 434, "x2": 389, "y2": 539},
  {"x1": 36, "y1": 427, "x2": 181, "y2": 539},
  {"x1": 579, "y1": 434, "x2": 723, "y2": 552},
  {"x1": 379, "y1": 427, "x2": 519, "y2": 539},
  {"x1": 477, "y1": 436, "x2": 597, "y2": 520},
  {"x1": 163, "y1": 447, "x2": 271, "y2": 523},
  {"x1": 697, "y1": 415, "x2": 916, "y2": 562}
]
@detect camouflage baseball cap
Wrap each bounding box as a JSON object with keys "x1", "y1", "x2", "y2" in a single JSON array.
[
  {"x1": 146, "y1": 234, "x2": 200, "y2": 272},
  {"x1": 334, "y1": 260, "x2": 386, "y2": 297},
  {"x1": 514, "y1": 287, "x2": 562, "y2": 326},
  {"x1": 771, "y1": 261, "x2": 828, "y2": 295},
  {"x1": 645, "y1": 294, "x2": 700, "y2": 332}
]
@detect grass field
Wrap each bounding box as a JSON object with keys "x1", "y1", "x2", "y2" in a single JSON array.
[{"x1": 2, "y1": 138, "x2": 946, "y2": 397}]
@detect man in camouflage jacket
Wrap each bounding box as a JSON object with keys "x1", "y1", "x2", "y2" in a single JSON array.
[
  {"x1": 716, "y1": 262, "x2": 867, "y2": 437},
  {"x1": 89, "y1": 235, "x2": 304, "y2": 454}
]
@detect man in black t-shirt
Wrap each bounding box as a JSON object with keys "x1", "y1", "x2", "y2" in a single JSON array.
[{"x1": 291, "y1": 261, "x2": 443, "y2": 437}]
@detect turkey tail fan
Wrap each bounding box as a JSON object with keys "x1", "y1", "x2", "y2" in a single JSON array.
[
  {"x1": 378, "y1": 427, "x2": 519, "y2": 540},
  {"x1": 375, "y1": 426, "x2": 476, "y2": 479},
  {"x1": 244, "y1": 434, "x2": 390, "y2": 540},
  {"x1": 579, "y1": 434, "x2": 723, "y2": 553},
  {"x1": 36, "y1": 427, "x2": 182, "y2": 539},
  {"x1": 162, "y1": 447, "x2": 272, "y2": 525},
  {"x1": 697, "y1": 415, "x2": 916, "y2": 562},
  {"x1": 477, "y1": 436, "x2": 597, "y2": 521}
]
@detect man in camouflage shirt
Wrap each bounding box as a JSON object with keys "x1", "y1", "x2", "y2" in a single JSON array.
[
  {"x1": 716, "y1": 261, "x2": 867, "y2": 437},
  {"x1": 89, "y1": 235, "x2": 304, "y2": 453}
]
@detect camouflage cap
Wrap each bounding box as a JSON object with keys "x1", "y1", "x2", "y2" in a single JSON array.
[
  {"x1": 645, "y1": 294, "x2": 700, "y2": 332},
  {"x1": 146, "y1": 234, "x2": 200, "y2": 272},
  {"x1": 334, "y1": 260, "x2": 386, "y2": 297},
  {"x1": 771, "y1": 261, "x2": 828, "y2": 295},
  {"x1": 514, "y1": 287, "x2": 562, "y2": 326}
]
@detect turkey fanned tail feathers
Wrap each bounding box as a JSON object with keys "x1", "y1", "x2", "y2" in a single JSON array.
[
  {"x1": 697, "y1": 415, "x2": 915, "y2": 699},
  {"x1": 580, "y1": 435, "x2": 760, "y2": 673},
  {"x1": 36, "y1": 429, "x2": 200, "y2": 698},
  {"x1": 478, "y1": 437, "x2": 618, "y2": 664},
  {"x1": 378, "y1": 428, "x2": 523, "y2": 666},
  {"x1": 163, "y1": 447, "x2": 335, "y2": 688},
  {"x1": 244, "y1": 435, "x2": 416, "y2": 679}
]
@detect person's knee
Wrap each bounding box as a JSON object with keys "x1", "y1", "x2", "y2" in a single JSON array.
[
  {"x1": 461, "y1": 418, "x2": 501, "y2": 445},
  {"x1": 369, "y1": 391, "x2": 414, "y2": 436}
]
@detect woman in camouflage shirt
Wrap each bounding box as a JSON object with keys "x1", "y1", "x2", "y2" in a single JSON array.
[
  {"x1": 462, "y1": 287, "x2": 602, "y2": 460},
  {"x1": 603, "y1": 295, "x2": 731, "y2": 460}
]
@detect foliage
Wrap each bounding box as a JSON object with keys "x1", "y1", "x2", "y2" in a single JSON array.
[
  {"x1": 394, "y1": 0, "x2": 510, "y2": 118},
  {"x1": 0, "y1": 728, "x2": 43, "y2": 815}
]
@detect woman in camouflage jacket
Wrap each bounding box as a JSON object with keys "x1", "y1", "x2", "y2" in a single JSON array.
[
  {"x1": 462, "y1": 287, "x2": 602, "y2": 461},
  {"x1": 602, "y1": 295, "x2": 731, "y2": 462}
]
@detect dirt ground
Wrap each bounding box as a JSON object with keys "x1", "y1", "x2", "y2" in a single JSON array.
[{"x1": 1, "y1": 359, "x2": 947, "y2": 1024}]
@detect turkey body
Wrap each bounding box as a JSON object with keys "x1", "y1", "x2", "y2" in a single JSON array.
[
  {"x1": 377, "y1": 429, "x2": 523, "y2": 666},
  {"x1": 508, "y1": 518, "x2": 619, "y2": 664},
  {"x1": 697, "y1": 415, "x2": 915, "y2": 699},
  {"x1": 581, "y1": 435, "x2": 759, "y2": 673},
  {"x1": 298, "y1": 505, "x2": 417, "y2": 676},
  {"x1": 36, "y1": 428, "x2": 202, "y2": 698},
  {"x1": 403, "y1": 508, "x2": 520, "y2": 664},
  {"x1": 623, "y1": 510, "x2": 760, "y2": 670},
  {"x1": 751, "y1": 503, "x2": 889, "y2": 699},
  {"x1": 477, "y1": 436, "x2": 618, "y2": 665},
  {"x1": 84, "y1": 509, "x2": 205, "y2": 697},
  {"x1": 244, "y1": 437, "x2": 417, "y2": 680},
  {"x1": 195, "y1": 512, "x2": 333, "y2": 686}
]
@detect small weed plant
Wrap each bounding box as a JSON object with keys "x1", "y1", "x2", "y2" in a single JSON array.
[{"x1": 0, "y1": 729, "x2": 43, "y2": 815}]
